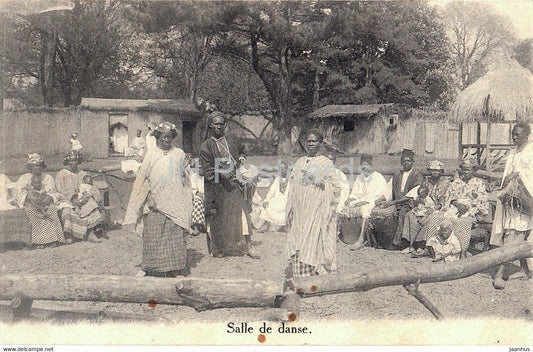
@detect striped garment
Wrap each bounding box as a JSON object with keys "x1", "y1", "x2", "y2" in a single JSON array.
[
  {"x1": 61, "y1": 207, "x2": 103, "y2": 239},
  {"x1": 286, "y1": 155, "x2": 339, "y2": 277}
]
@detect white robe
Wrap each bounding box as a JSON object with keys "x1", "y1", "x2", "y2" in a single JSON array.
[
  {"x1": 491, "y1": 142, "x2": 533, "y2": 244},
  {"x1": 346, "y1": 171, "x2": 388, "y2": 218},
  {"x1": 0, "y1": 174, "x2": 16, "y2": 210},
  {"x1": 261, "y1": 176, "x2": 289, "y2": 226}
]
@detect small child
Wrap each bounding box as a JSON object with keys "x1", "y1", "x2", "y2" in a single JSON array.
[
  {"x1": 26, "y1": 175, "x2": 54, "y2": 219},
  {"x1": 70, "y1": 133, "x2": 83, "y2": 157},
  {"x1": 411, "y1": 185, "x2": 435, "y2": 218},
  {"x1": 76, "y1": 175, "x2": 102, "y2": 218},
  {"x1": 426, "y1": 221, "x2": 461, "y2": 263}
]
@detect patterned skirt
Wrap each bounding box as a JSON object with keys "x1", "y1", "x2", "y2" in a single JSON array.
[
  {"x1": 25, "y1": 206, "x2": 65, "y2": 245},
  {"x1": 142, "y1": 211, "x2": 187, "y2": 273},
  {"x1": 61, "y1": 207, "x2": 103, "y2": 239},
  {"x1": 290, "y1": 253, "x2": 317, "y2": 278},
  {"x1": 422, "y1": 212, "x2": 475, "y2": 252}
]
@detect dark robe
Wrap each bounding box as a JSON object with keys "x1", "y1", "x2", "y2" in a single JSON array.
[
  {"x1": 391, "y1": 169, "x2": 424, "y2": 246},
  {"x1": 199, "y1": 135, "x2": 253, "y2": 256}
]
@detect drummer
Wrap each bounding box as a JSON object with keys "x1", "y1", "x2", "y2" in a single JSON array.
[{"x1": 342, "y1": 155, "x2": 388, "y2": 249}]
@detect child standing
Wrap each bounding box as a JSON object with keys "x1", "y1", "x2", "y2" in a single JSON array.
[{"x1": 70, "y1": 132, "x2": 83, "y2": 157}]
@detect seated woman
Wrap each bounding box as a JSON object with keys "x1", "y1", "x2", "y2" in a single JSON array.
[
  {"x1": 12, "y1": 153, "x2": 65, "y2": 249},
  {"x1": 401, "y1": 160, "x2": 451, "y2": 254},
  {"x1": 422, "y1": 157, "x2": 489, "y2": 258},
  {"x1": 260, "y1": 161, "x2": 290, "y2": 232},
  {"x1": 55, "y1": 151, "x2": 105, "y2": 243},
  {"x1": 341, "y1": 154, "x2": 387, "y2": 249}
]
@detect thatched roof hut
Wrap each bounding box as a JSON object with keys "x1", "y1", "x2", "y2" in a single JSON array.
[{"x1": 450, "y1": 58, "x2": 533, "y2": 122}]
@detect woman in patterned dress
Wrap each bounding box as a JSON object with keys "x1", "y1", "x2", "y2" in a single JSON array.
[
  {"x1": 13, "y1": 153, "x2": 65, "y2": 249},
  {"x1": 422, "y1": 158, "x2": 489, "y2": 258},
  {"x1": 55, "y1": 151, "x2": 105, "y2": 243},
  {"x1": 124, "y1": 122, "x2": 192, "y2": 277},
  {"x1": 286, "y1": 128, "x2": 340, "y2": 277}
]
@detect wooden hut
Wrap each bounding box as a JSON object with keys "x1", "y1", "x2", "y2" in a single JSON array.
[{"x1": 450, "y1": 58, "x2": 533, "y2": 172}]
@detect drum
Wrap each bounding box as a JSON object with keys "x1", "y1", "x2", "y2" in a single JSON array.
[
  {"x1": 339, "y1": 215, "x2": 363, "y2": 245},
  {"x1": 370, "y1": 205, "x2": 398, "y2": 250}
]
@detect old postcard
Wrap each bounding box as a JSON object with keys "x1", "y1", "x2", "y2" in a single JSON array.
[{"x1": 0, "y1": 0, "x2": 532, "y2": 347}]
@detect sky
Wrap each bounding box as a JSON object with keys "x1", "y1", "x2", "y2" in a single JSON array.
[{"x1": 430, "y1": 0, "x2": 533, "y2": 40}]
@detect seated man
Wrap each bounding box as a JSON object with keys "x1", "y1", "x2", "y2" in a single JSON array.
[
  {"x1": 127, "y1": 130, "x2": 146, "y2": 159},
  {"x1": 342, "y1": 154, "x2": 387, "y2": 248},
  {"x1": 372, "y1": 149, "x2": 424, "y2": 250}
]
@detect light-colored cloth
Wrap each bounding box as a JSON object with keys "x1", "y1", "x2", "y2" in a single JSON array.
[
  {"x1": 127, "y1": 136, "x2": 146, "y2": 157},
  {"x1": 124, "y1": 146, "x2": 192, "y2": 231},
  {"x1": 412, "y1": 196, "x2": 436, "y2": 217},
  {"x1": 77, "y1": 183, "x2": 102, "y2": 218},
  {"x1": 346, "y1": 171, "x2": 388, "y2": 218},
  {"x1": 112, "y1": 125, "x2": 128, "y2": 154},
  {"x1": 12, "y1": 173, "x2": 64, "y2": 245},
  {"x1": 335, "y1": 169, "x2": 350, "y2": 214},
  {"x1": 426, "y1": 232, "x2": 461, "y2": 263},
  {"x1": 491, "y1": 142, "x2": 533, "y2": 246},
  {"x1": 286, "y1": 155, "x2": 340, "y2": 276},
  {"x1": 261, "y1": 176, "x2": 289, "y2": 227},
  {"x1": 145, "y1": 133, "x2": 157, "y2": 151},
  {"x1": 70, "y1": 138, "x2": 83, "y2": 151},
  {"x1": 13, "y1": 173, "x2": 58, "y2": 208},
  {"x1": 401, "y1": 169, "x2": 412, "y2": 193},
  {"x1": 121, "y1": 159, "x2": 142, "y2": 175},
  {"x1": 55, "y1": 169, "x2": 89, "y2": 208},
  {"x1": 0, "y1": 174, "x2": 16, "y2": 210}
]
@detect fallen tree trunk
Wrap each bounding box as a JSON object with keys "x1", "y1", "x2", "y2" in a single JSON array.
[
  {"x1": 289, "y1": 242, "x2": 533, "y2": 297},
  {"x1": 0, "y1": 275, "x2": 284, "y2": 312}
]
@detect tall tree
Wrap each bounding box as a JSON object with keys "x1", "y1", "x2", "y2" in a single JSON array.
[{"x1": 442, "y1": 1, "x2": 517, "y2": 89}]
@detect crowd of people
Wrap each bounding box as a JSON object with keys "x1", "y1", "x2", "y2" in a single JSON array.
[{"x1": 1, "y1": 114, "x2": 531, "y2": 291}]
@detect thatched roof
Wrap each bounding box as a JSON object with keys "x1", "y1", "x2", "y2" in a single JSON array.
[
  {"x1": 308, "y1": 104, "x2": 393, "y2": 119},
  {"x1": 80, "y1": 98, "x2": 203, "y2": 118},
  {"x1": 450, "y1": 58, "x2": 533, "y2": 122}
]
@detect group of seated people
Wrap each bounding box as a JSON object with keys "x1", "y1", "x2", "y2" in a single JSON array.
[{"x1": 0, "y1": 152, "x2": 107, "y2": 249}]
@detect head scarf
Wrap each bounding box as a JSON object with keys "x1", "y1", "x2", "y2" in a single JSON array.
[
  {"x1": 427, "y1": 160, "x2": 444, "y2": 171},
  {"x1": 460, "y1": 156, "x2": 478, "y2": 170},
  {"x1": 305, "y1": 128, "x2": 324, "y2": 142},
  {"x1": 71, "y1": 132, "x2": 79, "y2": 138},
  {"x1": 401, "y1": 149, "x2": 415, "y2": 159},
  {"x1": 27, "y1": 153, "x2": 46, "y2": 169},
  {"x1": 208, "y1": 111, "x2": 226, "y2": 126},
  {"x1": 155, "y1": 121, "x2": 177, "y2": 134}
]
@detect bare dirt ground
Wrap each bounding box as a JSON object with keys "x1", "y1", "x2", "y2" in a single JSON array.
[{"x1": 0, "y1": 155, "x2": 531, "y2": 323}]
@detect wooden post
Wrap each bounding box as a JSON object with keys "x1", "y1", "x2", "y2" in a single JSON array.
[
  {"x1": 458, "y1": 122, "x2": 463, "y2": 160},
  {"x1": 477, "y1": 121, "x2": 482, "y2": 165},
  {"x1": 486, "y1": 120, "x2": 492, "y2": 172}
]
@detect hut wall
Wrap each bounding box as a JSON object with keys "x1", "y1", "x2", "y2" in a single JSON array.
[{"x1": 0, "y1": 109, "x2": 108, "y2": 158}]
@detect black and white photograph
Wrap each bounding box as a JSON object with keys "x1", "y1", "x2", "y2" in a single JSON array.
[{"x1": 0, "y1": 0, "x2": 532, "y2": 347}]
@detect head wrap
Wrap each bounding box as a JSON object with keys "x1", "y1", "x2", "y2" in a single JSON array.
[
  {"x1": 427, "y1": 160, "x2": 444, "y2": 171},
  {"x1": 71, "y1": 132, "x2": 78, "y2": 138},
  {"x1": 27, "y1": 153, "x2": 46, "y2": 169},
  {"x1": 208, "y1": 111, "x2": 226, "y2": 126},
  {"x1": 305, "y1": 128, "x2": 324, "y2": 142},
  {"x1": 155, "y1": 121, "x2": 177, "y2": 134},
  {"x1": 401, "y1": 149, "x2": 415, "y2": 159},
  {"x1": 460, "y1": 156, "x2": 478, "y2": 170},
  {"x1": 360, "y1": 154, "x2": 373, "y2": 165}
]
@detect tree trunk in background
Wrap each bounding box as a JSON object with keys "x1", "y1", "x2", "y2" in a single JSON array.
[{"x1": 39, "y1": 32, "x2": 57, "y2": 107}]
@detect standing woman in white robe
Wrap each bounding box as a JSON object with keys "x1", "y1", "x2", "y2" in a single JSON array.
[{"x1": 491, "y1": 122, "x2": 533, "y2": 289}]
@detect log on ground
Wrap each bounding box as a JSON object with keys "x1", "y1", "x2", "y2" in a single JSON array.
[
  {"x1": 0, "y1": 275, "x2": 284, "y2": 312},
  {"x1": 289, "y1": 242, "x2": 533, "y2": 297}
]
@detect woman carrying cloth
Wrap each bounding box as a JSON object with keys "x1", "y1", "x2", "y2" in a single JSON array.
[
  {"x1": 56, "y1": 151, "x2": 105, "y2": 243},
  {"x1": 286, "y1": 128, "x2": 340, "y2": 277},
  {"x1": 13, "y1": 153, "x2": 65, "y2": 249},
  {"x1": 124, "y1": 122, "x2": 192, "y2": 277}
]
